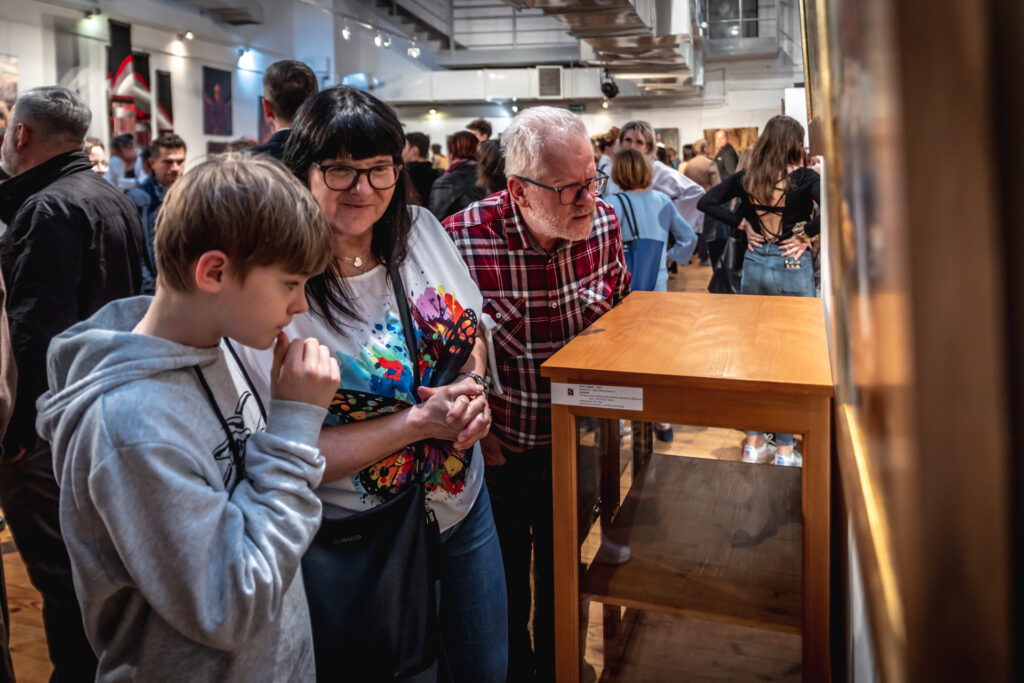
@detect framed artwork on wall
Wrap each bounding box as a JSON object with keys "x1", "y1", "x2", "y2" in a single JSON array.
[{"x1": 202, "y1": 66, "x2": 232, "y2": 136}]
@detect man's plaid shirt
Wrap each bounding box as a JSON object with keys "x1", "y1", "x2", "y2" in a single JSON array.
[{"x1": 443, "y1": 190, "x2": 630, "y2": 449}]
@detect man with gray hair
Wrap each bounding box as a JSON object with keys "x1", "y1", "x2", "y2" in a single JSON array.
[
  {"x1": 0, "y1": 85, "x2": 143, "y2": 679},
  {"x1": 444, "y1": 106, "x2": 630, "y2": 682}
]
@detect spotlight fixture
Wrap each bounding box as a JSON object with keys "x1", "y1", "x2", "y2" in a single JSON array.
[
  {"x1": 512, "y1": 104, "x2": 519, "y2": 113},
  {"x1": 428, "y1": 108, "x2": 437, "y2": 116},
  {"x1": 600, "y1": 70, "x2": 619, "y2": 99},
  {"x1": 83, "y1": 8, "x2": 100, "y2": 18},
  {"x1": 237, "y1": 47, "x2": 250, "y2": 58},
  {"x1": 602, "y1": 100, "x2": 609, "y2": 109},
  {"x1": 177, "y1": 31, "x2": 194, "y2": 41},
  {"x1": 383, "y1": 34, "x2": 392, "y2": 49},
  {"x1": 407, "y1": 39, "x2": 420, "y2": 59},
  {"x1": 342, "y1": 24, "x2": 351, "y2": 40},
  {"x1": 374, "y1": 32, "x2": 383, "y2": 47}
]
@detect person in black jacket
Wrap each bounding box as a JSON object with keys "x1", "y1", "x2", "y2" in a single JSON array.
[
  {"x1": 248, "y1": 60, "x2": 318, "y2": 160},
  {"x1": 0, "y1": 86, "x2": 144, "y2": 680},
  {"x1": 429, "y1": 131, "x2": 486, "y2": 221},
  {"x1": 127, "y1": 133, "x2": 186, "y2": 294},
  {"x1": 402, "y1": 131, "x2": 439, "y2": 206}
]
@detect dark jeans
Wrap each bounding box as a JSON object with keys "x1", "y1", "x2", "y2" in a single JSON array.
[
  {"x1": 485, "y1": 445, "x2": 554, "y2": 683},
  {"x1": 0, "y1": 439, "x2": 97, "y2": 682}
]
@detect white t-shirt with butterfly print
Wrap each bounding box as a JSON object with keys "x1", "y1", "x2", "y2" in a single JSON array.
[{"x1": 236, "y1": 206, "x2": 484, "y2": 532}]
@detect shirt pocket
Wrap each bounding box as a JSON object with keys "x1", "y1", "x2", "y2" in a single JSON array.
[
  {"x1": 483, "y1": 297, "x2": 527, "y2": 358},
  {"x1": 575, "y1": 271, "x2": 618, "y2": 333}
]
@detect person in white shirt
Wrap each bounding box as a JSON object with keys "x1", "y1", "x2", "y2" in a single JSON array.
[{"x1": 617, "y1": 120, "x2": 705, "y2": 236}]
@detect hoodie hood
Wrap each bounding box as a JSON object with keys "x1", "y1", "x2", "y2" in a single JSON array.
[{"x1": 37, "y1": 296, "x2": 221, "y2": 475}]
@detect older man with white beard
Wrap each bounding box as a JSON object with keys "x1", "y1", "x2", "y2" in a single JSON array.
[{"x1": 444, "y1": 106, "x2": 630, "y2": 682}]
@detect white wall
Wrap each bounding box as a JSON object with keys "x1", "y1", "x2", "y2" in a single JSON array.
[
  {"x1": 2, "y1": 0, "x2": 799, "y2": 161},
  {"x1": 396, "y1": 84, "x2": 786, "y2": 154}
]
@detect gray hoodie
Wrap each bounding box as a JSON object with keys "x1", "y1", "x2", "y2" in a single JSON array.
[{"x1": 36, "y1": 297, "x2": 326, "y2": 682}]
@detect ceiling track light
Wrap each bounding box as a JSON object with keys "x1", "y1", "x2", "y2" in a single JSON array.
[
  {"x1": 374, "y1": 32, "x2": 383, "y2": 47},
  {"x1": 342, "y1": 24, "x2": 351, "y2": 40},
  {"x1": 407, "y1": 38, "x2": 420, "y2": 59},
  {"x1": 178, "y1": 31, "x2": 194, "y2": 41},
  {"x1": 83, "y1": 8, "x2": 100, "y2": 18},
  {"x1": 383, "y1": 33, "x2": 392, "y2": 49}
]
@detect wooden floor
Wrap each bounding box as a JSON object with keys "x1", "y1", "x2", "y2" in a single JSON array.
[{"x1": 0, "y1": 259, "x2": 801, "y2": 682}]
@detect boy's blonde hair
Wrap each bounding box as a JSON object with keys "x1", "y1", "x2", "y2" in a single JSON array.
[{"x1": 155, "y1": 153, "x2": 333, "y2": 291}]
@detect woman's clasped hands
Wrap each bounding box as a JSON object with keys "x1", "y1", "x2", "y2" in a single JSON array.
[{"x1": 412, "y1": 377, "x2": 492, "y2": 450}]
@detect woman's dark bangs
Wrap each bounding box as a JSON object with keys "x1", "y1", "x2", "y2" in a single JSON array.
[{"x1": 326, "y1": 107, "x2": 403, "y2": 161}]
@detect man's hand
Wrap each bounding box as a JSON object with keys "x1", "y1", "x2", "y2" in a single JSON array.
[{"x1": 269, "y1": 332, "x2": 340, "y2": 410}]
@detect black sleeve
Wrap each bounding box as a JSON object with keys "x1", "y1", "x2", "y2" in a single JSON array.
[
  {"x1": 2, "y1": 202, "x2": 84, "y2": 452},
  {"x1": 696, "y1": 172, "x2": 745, "y2": 228},
  {"x1": 802, "y1": 170, "x2": 822, "y2": 237},
  {"x1": 723, "y1": 147, "x2": 739, "y2": 177}
]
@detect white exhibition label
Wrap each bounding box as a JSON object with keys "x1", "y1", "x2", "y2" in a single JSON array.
[{"x1": 551, "y1": 383, "x2": 643, "y2": 411}]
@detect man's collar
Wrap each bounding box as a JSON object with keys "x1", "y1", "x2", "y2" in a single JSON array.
[{"x1": 0, "y1": 150, "x2": 91, "y2": 224}]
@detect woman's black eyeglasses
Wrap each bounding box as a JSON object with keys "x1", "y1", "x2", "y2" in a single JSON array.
[
  {"x1": 313, "y1": 162, "x2": 401, "y2": 191},
  {"x1": 514, "y1": 173, "x2": 608, "y2": 204}
]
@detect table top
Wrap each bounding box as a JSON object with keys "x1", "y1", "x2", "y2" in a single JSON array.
[{"x1": 541, "y1": 292, "x2": 833, "y2": 396}]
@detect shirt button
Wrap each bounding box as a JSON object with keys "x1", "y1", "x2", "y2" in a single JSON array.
[{"x1": 550, "y1": 302, "x2": 558, "y2": 309}]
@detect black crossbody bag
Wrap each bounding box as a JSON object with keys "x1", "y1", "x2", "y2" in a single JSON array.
[{"x1": 301, "y1": 264, "x2": 444, "y2": 682}]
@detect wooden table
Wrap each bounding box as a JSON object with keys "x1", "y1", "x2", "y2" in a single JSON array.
[{"x1": 541, "y1": 291, "x2": 834, "y2": 682}]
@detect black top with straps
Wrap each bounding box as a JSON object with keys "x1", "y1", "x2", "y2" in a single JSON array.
[{"x1": 697, "y1": 167, "x2": 821, "y2": 241}]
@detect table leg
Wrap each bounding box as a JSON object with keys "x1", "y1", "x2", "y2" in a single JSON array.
[
  {"x1": 552, "y1": 404, "x2": 581, "y2": 683},
  {"x1": 803, "y1": 397, "x2": 832, "y2": 682}
]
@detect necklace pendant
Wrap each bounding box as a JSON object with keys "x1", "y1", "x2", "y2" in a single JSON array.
[{"x1": 353, "y1": 256, "x2": 363, "y2": 268}]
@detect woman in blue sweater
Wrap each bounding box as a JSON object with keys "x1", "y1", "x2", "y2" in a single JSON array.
[{"x1": 604, "y1": 148, "x2": 697, "y2": 292}]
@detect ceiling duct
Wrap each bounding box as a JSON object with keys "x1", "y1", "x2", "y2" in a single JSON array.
[
  {"x1": 511, "y1": 0, "x2": 697, "y2": 96},
  {"x1": 170, "y1": 0, "x2": 264, "y2": 26}
]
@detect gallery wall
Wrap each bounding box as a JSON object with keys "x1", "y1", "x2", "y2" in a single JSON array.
[{"x1": 1, "y1": 0, "x2": 801, "y2": 165}]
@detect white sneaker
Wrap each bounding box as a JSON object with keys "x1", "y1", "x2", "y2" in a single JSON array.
[
  {"x1": 593, "y1": 534, "x2": 632, "y2": 565},
  {"x1": 742, "y1": 442, "x2": 776, "y2": 464},
  {"x1": 774, "y1": 448, "x2": 803, "y2": 467}
]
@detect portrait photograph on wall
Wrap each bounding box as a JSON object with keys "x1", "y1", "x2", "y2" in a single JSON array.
[
  {"x1": 0, "y1": 55, "x2": 17, "y2": 129},
  {"x1": 202, "y1": 66, "x2": 232, "y2": 136}
]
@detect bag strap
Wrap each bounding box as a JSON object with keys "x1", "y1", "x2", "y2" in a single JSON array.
[
  {"x1": 388, "y1": 264, "x2": 420, "y2": 398},
  {"x1": 388, "y1": 262, "x2": 429, "y2": 486},
  {"x1": 618, "y1": 193, "x2": 640, "y2": 242}
]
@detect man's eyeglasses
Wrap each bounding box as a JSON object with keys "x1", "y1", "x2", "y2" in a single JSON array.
[
  {"x1": 313, "y1": 162, "x2": 401, "y2": 191},
  {"x1": 515, "y1": 173, "x2": 608, "y2": 205}
]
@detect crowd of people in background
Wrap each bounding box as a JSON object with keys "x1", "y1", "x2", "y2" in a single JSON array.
[{"x1": 0, "y1": 54, "x2": 820, "y2": 682}]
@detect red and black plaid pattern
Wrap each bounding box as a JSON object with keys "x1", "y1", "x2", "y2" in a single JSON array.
[{"x1": 443, "y1": 190, "x2": 630, "y2": 448}]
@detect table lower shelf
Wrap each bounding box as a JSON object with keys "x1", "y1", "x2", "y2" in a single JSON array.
[{"x1": 581, "y1": 451, "x2": 804, "y2": 633}]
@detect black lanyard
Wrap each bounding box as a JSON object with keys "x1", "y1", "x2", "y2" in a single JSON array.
[{"x1": 192, "y1": 339, "x2": 266, "y2": 491}]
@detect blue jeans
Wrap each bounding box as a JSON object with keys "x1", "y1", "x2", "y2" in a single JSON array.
[
  {"x1": 740, "y1": 242, "x2": 815, "y2": 297},
  {"x1": 741, "y1": 243, "x2": 815, "y2": 446},
  {"x1": 437, "y1": 484, "x2": 508, "y2": 683}
]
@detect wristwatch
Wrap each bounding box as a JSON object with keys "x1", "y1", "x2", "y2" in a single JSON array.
[{"x1": 456, "y1": 372, "x2": 489, "y2": 390}]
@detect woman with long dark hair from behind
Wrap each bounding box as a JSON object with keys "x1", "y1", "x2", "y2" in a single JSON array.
[
  {"x1": 235, "y1": 86, "x2": 507, "y2": 682},
  {"x1": 697, "y1": 115, "x2": 820, "y2": 467}
]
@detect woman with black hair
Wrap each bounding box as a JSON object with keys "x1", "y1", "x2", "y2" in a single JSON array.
[{"x1": 237, "y1": 86, "x2": 507, "y2": 682}]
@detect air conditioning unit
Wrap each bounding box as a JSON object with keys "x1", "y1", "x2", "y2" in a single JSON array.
[{"x1": 537, "y1": 66, "x2": 563, "y2": 99}]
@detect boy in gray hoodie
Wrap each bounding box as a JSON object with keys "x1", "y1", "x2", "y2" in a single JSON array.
[{"x1": 35, "y1": 153, "x2": 339, "y2": 682}]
